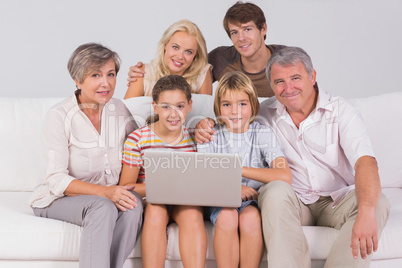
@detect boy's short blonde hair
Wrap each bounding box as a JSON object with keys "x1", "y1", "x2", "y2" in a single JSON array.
[{"x1": 214, "y1": 71, "x2": 260, "y2": 125}]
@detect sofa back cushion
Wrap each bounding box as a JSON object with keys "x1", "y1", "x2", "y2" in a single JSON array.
[
  {"x1": 0, "y1": 95, "x2": 215, "y2": 192},
  {"x1": 350, "y1": 92, "x2": 402, "y2": 188},
  {"x1": 1, "y1": 92, "x2": 400, "y2": 192},
  {"x1": 0, "y1": 98, "x2": 62, "y2": 191},
  {"x1": 124, "y1": 92, "x2": 402, "y2": 188}
]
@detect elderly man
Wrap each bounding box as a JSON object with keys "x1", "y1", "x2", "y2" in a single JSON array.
[{"x1": 196, "y1": 46, "x2": 390, "y2": 267}]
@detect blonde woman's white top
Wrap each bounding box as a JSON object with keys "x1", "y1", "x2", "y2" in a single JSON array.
[{"x1": 143, "y1": 61, "x2": 212, "y2": 96}]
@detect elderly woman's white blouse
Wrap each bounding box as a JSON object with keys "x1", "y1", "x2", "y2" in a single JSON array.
[{"x1": 30, "y1": 95, "x2": 137, "y2": 208}]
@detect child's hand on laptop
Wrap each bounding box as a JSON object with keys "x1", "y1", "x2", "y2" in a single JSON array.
[{"x1": 241, "y1": 185, "x2": 258, "y2": 201}]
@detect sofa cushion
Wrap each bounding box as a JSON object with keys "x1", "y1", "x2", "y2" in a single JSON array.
[
  {"x1": 373, "y1": 188, "x2": 402, "y2": 260},
  {"x1": 0, "y1": 192, "x2": 81, "y2": 260},
  {"x1": 121, "y1": 96, "x2": 153, "y2": 127},
  {"x1": 350, "y1": 92, "x2": 402, "y2": 188},
  {"x1": 0, "y1": 192, "x2": 142, "y2": 261},
  {"x1": 0, "y1": 98, "x2": 62, "y2": 192},
  {"x1": 2, "y1": 92, "x2": 401, "y2": 266},
  {"x1": 123, "y1": 92, "x2": 402, "y2": 188},
  {"x1": 2, "y1": 187, "x2": 402, "y2": 263}
]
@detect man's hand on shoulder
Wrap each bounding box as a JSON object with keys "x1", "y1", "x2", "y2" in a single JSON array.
[
  {"x1": 126, "y1": 61, "x2": 145, "y2": 87},
  {"x1": 194, "y1": 118, "x2": 216, "y2": 144}
]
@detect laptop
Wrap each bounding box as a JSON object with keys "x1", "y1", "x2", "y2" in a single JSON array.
[{"x1": 144, "y1": 150, "x2": 242, "y2": 207}]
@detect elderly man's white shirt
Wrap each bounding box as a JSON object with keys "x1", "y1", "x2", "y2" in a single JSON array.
[{"x1": 258, "y1": 90, "x2": 375, "y2": 206}]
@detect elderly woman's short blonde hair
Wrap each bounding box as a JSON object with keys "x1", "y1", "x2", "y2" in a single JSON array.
[
  {"x1": 214, "y1": 71, "x2": 260, "y2": 125},
  {"x1": 151, "y1": 20, "x2": 208, "y2": 92},
  {"x1": 67, "y1": 42, "x2": 121, "y2": 84}
]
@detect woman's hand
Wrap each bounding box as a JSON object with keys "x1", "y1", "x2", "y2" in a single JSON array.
[
  {"x1": 104, "y1": 185, "x2": 138, "y2": 212},
  {"x1": 241, "y1": 185, "x2": 258, "y2": 201}
]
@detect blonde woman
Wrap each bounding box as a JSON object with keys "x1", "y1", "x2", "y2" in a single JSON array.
[{"x1": 124, "y1": 20, "x2": 212, "y2": 98}]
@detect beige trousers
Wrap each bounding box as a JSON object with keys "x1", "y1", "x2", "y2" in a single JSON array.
[{"x1": 258, "y1": 181, "x2": 390, "y2": 268}]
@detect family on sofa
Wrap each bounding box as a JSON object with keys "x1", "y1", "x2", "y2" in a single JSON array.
[{"x1": 28, "y1": 1, "x2": 390, "y2": 268}]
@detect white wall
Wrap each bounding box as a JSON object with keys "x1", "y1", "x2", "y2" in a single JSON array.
[{"x1": 1, "y1": 0, "x2": 401, "y2": 99}]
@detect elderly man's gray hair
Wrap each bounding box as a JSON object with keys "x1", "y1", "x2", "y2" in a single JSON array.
[{"x1": 266, "y1": 46, "x2": 314, "y2": 86}]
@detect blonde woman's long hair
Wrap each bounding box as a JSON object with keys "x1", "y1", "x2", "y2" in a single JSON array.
[{"x1": 150, "y1": 19, "x2": 208, "y2": 93}]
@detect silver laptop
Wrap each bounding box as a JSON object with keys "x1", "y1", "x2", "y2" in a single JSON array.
[{"x1": 144, "y1": 150, "x2": 242, "y2": 207}]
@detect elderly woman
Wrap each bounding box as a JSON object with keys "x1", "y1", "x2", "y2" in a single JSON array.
[{"x1": 29, "y1": 43, "x2": 143, "y2": 268}]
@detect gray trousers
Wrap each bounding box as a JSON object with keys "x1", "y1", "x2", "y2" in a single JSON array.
[
  {"x1": 258, "y1": 181, "x2": 390, "y2": 268},
  {"x1": 33, "y1": 192, "x2": 144, "y2": 268}
]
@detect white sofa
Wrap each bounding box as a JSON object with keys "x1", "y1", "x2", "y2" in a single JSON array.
[{"x1": 1, "y1": 92, "x2": 402, "y2": 268}]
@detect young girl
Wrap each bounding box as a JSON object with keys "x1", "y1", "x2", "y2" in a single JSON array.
[
  {"x1": 119, "y1": 75, "x2": 207, "y2": 268},
  {"x1": 124, "y1": 20, "x2": 212, "y2": 99},
  {"x1": 197, "y1": 71, "x2": 292, "y2": 268}
]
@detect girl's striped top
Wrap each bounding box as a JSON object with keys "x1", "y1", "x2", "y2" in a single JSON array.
[{"x1": 122, "y1": 125, "x2": 196, "y2": 183}]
